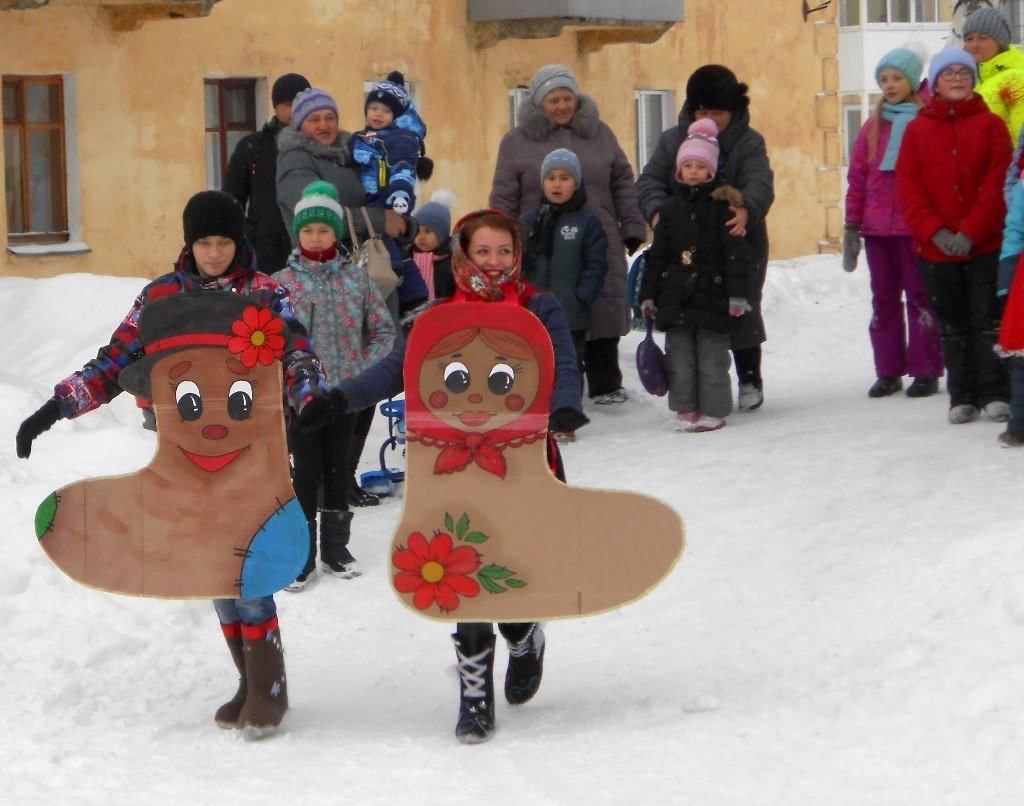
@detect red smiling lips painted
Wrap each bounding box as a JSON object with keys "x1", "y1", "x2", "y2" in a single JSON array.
[{"x1": 179, "y1": 446, "x2": 249, "y2": 472}]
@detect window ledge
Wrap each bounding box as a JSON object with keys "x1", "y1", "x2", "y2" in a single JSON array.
[{"x1": 7, "y1": 240, "x2": 91, "y2": 257}]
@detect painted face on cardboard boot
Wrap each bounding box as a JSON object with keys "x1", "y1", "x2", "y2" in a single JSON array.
[
  {"x1": 150, "y1": 347, "x2": 281, "y2": 474},
  {"x1": 419, "y1": 329, "x2": 541, "y2": 434}
]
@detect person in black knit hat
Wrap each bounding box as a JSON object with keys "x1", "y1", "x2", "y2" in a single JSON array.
[
  {"x1": 637, "y1": 64, "x2": 775, "y2": 413},
  {"x1": 224, "y1": 72, "x2": 311, "y2": 274}
]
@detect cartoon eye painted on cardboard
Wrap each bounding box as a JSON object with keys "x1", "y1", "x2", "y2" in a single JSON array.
[
  {"x1": 443, "y1": 361, "x2": 471, "y2": 393},
  {"x1": 488, "y1": 363, "x2": 516, "y2": 395},
  {"x1": 175, "y1": 380, "x2": 202, "y2": 421},
  {"x1": 228, "y1": 380, "x2": 253, "y2": 421}
]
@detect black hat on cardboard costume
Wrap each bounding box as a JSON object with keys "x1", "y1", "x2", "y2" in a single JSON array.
[
  {"x1": 118, "y1": 293, "x2": 287, "y2": 399},
  {"x1": 686, "y1": 65, "x2": 750, "y2": 113},
  {"x1": 182, "y1": 190, "x2": 246, "y2": 251}
]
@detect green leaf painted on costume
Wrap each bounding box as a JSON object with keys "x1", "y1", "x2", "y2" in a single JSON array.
[
  {"x1": 479, "y1": 576, "x2": 505, "y2": 594},
  {"x1": 505, "y1": 579, "x2": 526, "y2": 589},
  {"x1": 464, "y1": 531, "x2": 489, "y2": 544},
  {"x1": 479, "y1": 565, "x2": 513, "y2": 580},
  {"x1": 35, "y1": 492, "x2": 58, "y2": 540},
  {"x1": 444, "y1": 512, "x2": 454, "y2": 532},
  {"x1": 456, "y1": 513, "x2": 469, "y2": 540}
]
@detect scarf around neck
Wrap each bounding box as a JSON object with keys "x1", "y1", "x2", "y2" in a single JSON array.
[
  {"x1": 523, "y1": 185, "x2": 588, "y2": 272},
  {"x1": 879, "y1": 101, "x2": 919, "y2": 171}
]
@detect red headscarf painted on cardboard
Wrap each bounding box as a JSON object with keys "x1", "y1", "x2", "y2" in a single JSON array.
[{"x1": 402, "y1": 302, "x2": 555, "y2": 478}]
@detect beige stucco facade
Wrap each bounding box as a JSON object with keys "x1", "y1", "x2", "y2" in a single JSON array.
[{"x1": 0, "y1": 0, "x2": 838, "y2": 279}]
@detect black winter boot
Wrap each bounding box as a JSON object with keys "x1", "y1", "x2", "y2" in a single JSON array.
[
  {"x1": 284, "y1": 519, "x2": 317, "y2": 592},
  {"x1": 237, "y1": 618, "x2": 288, "y2": 738},
  {"x1": 453, "y1": 630, "x2": 496, "y2": 744},
  {"x1": 320, "y1": 509, "x2": 360, "y2": 577},
  {"x1": 214, "y1": 625, "x2": 247, "y2": 729},
  {"x1": 501, "y1": 623, "x2": 545, "y2": 706}
]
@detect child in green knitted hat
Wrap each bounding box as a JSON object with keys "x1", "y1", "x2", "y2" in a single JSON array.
[{"x1": 276, "y1": 181, "x2": 397, "y2": 588}]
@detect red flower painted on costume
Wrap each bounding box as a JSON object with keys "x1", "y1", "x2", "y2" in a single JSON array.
[
  {"x1": 393, "y1": 531, "x2": 481, "y2": 611},
  {"x1": 228, "y1": 306, "x2": 286, "y2": 367}
]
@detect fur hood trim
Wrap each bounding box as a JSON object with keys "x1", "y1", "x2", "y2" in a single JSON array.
[
  {"x1": 711, "y1": 185, "x2": 744, "y2": 207},
  {"x1": 517, "y1": 94, "x2": 601, "y2": 141},
  {"x1": 277, "y1": 125, "x2": 352, "y2": 166}
]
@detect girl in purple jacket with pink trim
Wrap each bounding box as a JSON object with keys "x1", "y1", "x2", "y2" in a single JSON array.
[{"x1": 844, "y1": 46, "x2": 944, "y2": 400}]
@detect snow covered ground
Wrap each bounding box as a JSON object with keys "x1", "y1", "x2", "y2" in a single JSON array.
[{"x1": 2, "y1": 254, "x2": 1021, "y2": 806}]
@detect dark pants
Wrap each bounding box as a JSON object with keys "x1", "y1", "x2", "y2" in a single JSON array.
[
  {"x1": 732, "y1": 345, "x2": 762, "y2": 388},
  {"x1": 347, "y1": 406, "x2": 375, "y2": 485},
  {"x1": 920, "y1": 255, "x2": 1008, "y2": 408},
  {"x1": 289, "y1": 411, "x2": 357, "y2": 520},
  {"x1": 584, "y1": 337, "x2": 623, "y2": 397},
  {"x1": 1008, "y1": 357, "x2": 1024, "y2": 434}
]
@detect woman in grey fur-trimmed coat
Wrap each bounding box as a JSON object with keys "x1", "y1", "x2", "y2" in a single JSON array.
[
  {"x1": 489, "y1": 65, "x2": 648, "y2": 404},
  {"x1": 637, "y1": 65, "x2": 774, "y2": 412}
]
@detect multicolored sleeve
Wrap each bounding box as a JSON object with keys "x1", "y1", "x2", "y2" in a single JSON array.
[
  {"x1": 273, "y1": 287, "x2": 327, "y2": 412},
  {"x1": 51, "y1": 291, "x2": 146, "y2": 419}
]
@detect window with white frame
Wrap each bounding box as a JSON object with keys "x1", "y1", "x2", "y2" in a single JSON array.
[
  {"x1": 635, "y1": 89, "x2": 676, "y2": 172},
  {"x1": 842, "y1": 0, "x2": 947, "y2": 24},
  {"x1": 508, "y1": 87, "x2": 530, "y2": 129},
  {"x1": 842, "y1": 96, "x2": 864, "y2": 165}
]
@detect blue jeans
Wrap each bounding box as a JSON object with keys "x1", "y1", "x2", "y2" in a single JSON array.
[{"x1": 213, "y1": 596, "x2": 277, "y2": 626}]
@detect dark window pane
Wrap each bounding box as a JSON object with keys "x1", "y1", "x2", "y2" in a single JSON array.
[
  {"x1": 4, "y1": 129, "x2": 24, "y2": 232},
  {"x1": 841, "y1": 0, "x2": 860, "y2": 25},
  {"x1": 2, "y1": 84, "x2": 18, "y2": 123},
  {"x1": 27, "y1": 129, "x2": 62, "y2": 232},
  {"x1": 226, "y1": 129, "x2": 248, "y2": 157},
  {"x1": 224, "y1": 86, "x2": 251, "y2": 126},
  {"x1": 867, "y1": 0, "x2": 886, "y2": 22},
  {"x1": 206, "y1": 131, "x2": 223, "y2": 188},
  {"x1": 204, "y1": 83, "x2": 220, "y2": 128},
  {"x1": 26, "y1": 82, "x2": 60, "y2": 124},
  {"x1": 890, "y1": 0, "x2": 911, "y2": 22}
]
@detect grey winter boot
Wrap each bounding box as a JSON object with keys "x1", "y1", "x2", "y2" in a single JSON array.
[
  {"x1": 214, "y1": 625, "x2": 247, "y2": 729},
  {"x1": 453, "y1": 630, "x2": 496, "y2": 744},
  {"x1": 237, "y1": 618, "x2": 288, "y2": 738},
  {"x1": 320, "y1": 508, "x2": 360, "y2": 577},
  {"x1": 501, "y1": 622, "x2": 546, "y2": 706}
]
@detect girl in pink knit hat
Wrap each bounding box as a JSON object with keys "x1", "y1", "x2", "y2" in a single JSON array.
[{"x1": 638, "y1": 118, "x2": 754, "y2": 432}]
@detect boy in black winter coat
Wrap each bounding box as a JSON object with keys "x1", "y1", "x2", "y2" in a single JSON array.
[
  {"x1": 640, "y1": 119, "x2": 752, "y2": 433},
  {"x1": 520, "y1": 148, "x2": 608, "y2": 429}
]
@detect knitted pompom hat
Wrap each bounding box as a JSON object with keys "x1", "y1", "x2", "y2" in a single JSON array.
[
  {"x1": 292, "y1": 180, "x2": 345, "y2": 240},
  {"x1": 675, "y1": 118, "x2": 720, "y2": 177},
  {"x1": 291, "y1": 87, "x2": 338, "y2": 130},
  {"x1": 365, "y1": 71, "x2": 410, "y2": 118}
]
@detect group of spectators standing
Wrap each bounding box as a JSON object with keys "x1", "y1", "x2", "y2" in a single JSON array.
[{"x1": 843, "y1": 6, "x2": 1024, "y2": 447}]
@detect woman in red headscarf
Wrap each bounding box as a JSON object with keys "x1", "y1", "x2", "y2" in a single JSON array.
[{"x1": 333, "y1": 209, "x2": 587, "y2": 743}]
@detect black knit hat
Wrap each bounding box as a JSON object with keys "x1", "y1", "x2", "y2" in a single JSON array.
[
  {"x1": 271, "y1": 72, "x2": 311, "y2": 107},
  {"x1": 686, "y1": 65, "x2": 750, "y2": 113},
  {"x1": 182, "y1": 190, "x2": 245, "y2": 249},
  {"x1": 365, "y1": 71, "x2": 410, "y2": 119}
]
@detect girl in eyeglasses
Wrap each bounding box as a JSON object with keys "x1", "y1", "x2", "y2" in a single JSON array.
[{"x1": 896, "y1": 47, "x2": 1012, "y2": 426}]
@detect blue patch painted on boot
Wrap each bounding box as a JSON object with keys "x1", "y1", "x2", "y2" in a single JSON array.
[{"x1": 239, "y1": 497, "x2": 308, "y2": 598}]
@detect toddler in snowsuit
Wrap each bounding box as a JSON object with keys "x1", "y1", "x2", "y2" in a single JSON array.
[
  {"x1": 639, "y1": 119, "x2": 752, "y2": 432},
  {"x1": 14, "y1": 190, "x2": 331, "y2": 734},
  {"x1": 275, "y1": 181, "x2": 396, "y2": 586},
  {"x1": 520, "y1": 148, "x2": 608, "y2": 434},
  {"x1": 411, "y1": 190, "x2": 456, "y2": 300}
]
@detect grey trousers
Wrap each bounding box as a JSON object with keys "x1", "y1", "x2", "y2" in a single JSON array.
[{"x1": 665, "y1": 326, "x2": 733, "y2": 417}]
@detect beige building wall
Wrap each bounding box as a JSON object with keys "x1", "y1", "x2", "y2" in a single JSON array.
[{"x1": 0, "y1": 0, "x2": 837, "y2": 280}]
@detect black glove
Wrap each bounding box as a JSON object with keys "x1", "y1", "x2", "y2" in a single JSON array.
[
  {"x1": 624, "y1": 238, "x2": 645, "y2": 256},
  {"x1": 842, "y1": 225, "x2": 861, "y2": 272},
  {"x1": 931, "y1": 228, "x2": 957, "y2": 256},
  {"x1": 328, "y1": 386, "x2": 349, "y2": 415},
  {"x1": 947, "y1": 231, "x2": 972, "y2": 257},
  {"x1": 296, "y1": 391, "x2": 333, "y2": 435},
  {"x1": 548, "y1": 407, "x2": 590, "y2": 434},
  {"x1": 16, "y1": 398, "x2": 60, "y2": 459}
]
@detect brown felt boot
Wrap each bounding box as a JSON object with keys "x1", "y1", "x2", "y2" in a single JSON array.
[
  {"x1": 237, "y1": 617, "x2": 288, "y2": 738},
  {"x1": 214, "y1": 623, "x2": 247, "y2": 729}
]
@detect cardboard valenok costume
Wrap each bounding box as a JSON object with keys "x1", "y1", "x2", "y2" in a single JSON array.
[
  {"x1": 390, "y1": 301, "x2": 684, "y2": 622},
  {"x1": 34, "y1": 293, "x2": 308, "y2": 599}
]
